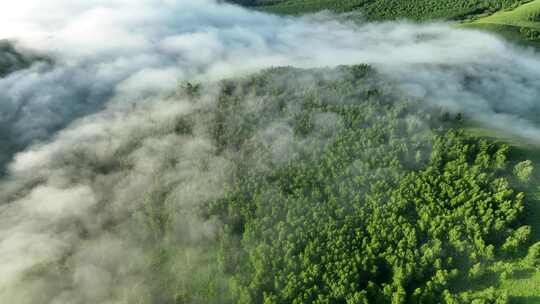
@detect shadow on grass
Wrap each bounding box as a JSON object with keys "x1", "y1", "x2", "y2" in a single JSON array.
[
  {"x1": 510, "y1": 268, "x2": 536, "y2": 280},
  {"x1": 452, "y1": 270, "x2": 501, "y2": 293},
  {"x1": 510, "y1": 295, "x2": 540, "y2": 304}
]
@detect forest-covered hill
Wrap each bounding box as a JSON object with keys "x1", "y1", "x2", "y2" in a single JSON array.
[
  {"x1": 222, "y1": 2, "x2": 540, "y2": 295},
  {"x1": 164, "y1": 1, "x2": 540, "y2": 301},
  {"x1": 230, "y1": 0, "x2": 540, "y2": 45},
  {"x1": 231, "y1": 0, "x2": 529, "y2": 20},
  {"x1": 124, "y1": 65, "x2": 539, "y2": 303}
]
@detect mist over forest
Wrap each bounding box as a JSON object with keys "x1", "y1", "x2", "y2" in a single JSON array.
[{"x1": 1, "y1": 0, "x2": 540, "y2": 303}]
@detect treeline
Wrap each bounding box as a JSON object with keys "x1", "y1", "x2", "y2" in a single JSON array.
[
  {"x1": 228, "y1": 0, "x2": 283, "y2": 6},
  {"x1": 520, "y1": 27, "x2": 540, "y2": 40},
  {"x1": 232, "y1": 0, "x2": 532, "y2": 21}
]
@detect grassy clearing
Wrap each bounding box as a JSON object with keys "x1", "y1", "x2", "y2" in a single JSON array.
[
  {"x1": 459, "y1": 0, "x2": 540, "y2": 46},
  {"x1": 502, "y1": 270, "x2": 540, "y2": 303},
  {"x1": 467, "y1": 0, "x2": 540, "y2": 29}
]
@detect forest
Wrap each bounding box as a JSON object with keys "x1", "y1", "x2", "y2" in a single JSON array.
[{"x1": 139, "y1": 65, "x2": 539, "y2": 303}]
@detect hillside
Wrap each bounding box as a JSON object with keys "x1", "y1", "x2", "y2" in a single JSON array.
[
  {"x1": 3, "y1": 62, "x2": 538, "y2": 303},
  {"x1": 226, "y1": 3, "x2": 540, "y2": 301},
  {"x1": 207, "y1": 66, "x2": 540, "y2": 304},
  {"x1": 231, "y1": 0, "x2": 540, "y2": 45},
  {"x1": 236, "y1": 0, "x2": 529, "y2": 20},
  {"x1": 106, "y1": 65, "x2": 540, "y2": 303},
  {"x1": 460, "y1": 0, "x2": 540, "y2": 46}
]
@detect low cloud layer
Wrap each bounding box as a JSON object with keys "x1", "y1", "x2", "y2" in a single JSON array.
[
  {"x1": 0, "y1": 94, "x2": 234, "y2": 303},
  {"x1": 2, "y1": 0, "x2": 540, "y2": 172},
  {"x1": 2, "y1": 0, "x2": 540, "y2": 302}
]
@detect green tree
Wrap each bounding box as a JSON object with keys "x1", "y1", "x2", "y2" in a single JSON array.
[{"x1": 513, "y1": 160, "x2": 534, "y2": 183}]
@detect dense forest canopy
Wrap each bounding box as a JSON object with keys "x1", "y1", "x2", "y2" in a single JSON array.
[{"x1": 203, "y1": 66, "x2": 538, "y2": 303}]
